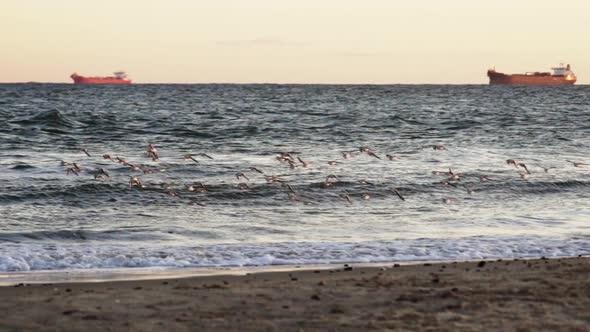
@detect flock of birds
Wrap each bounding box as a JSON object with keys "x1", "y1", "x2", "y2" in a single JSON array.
[{"x1": 58, "y1": 143, "x2": 588, "y2": 207}]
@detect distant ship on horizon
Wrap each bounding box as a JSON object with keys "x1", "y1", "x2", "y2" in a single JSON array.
[
  {"x1": 70, "y1": 71, "x2": 132, "y2": 84},
  {"x1": 487, "y1": 64, "x2": 576, "y2": 85}
]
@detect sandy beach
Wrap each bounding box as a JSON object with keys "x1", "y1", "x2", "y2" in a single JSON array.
[{"x1": 1, "y1": 257, "x2": 588, "y2": 331}]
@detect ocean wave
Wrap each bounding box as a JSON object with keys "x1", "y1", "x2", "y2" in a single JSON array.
[
  {"x1": 3, "y1": 169, "x2": 588, "y2": 206},
  {"x1": 0, "y1": 182, "x2": 125, "y2": 203},
  {"x1": 8, "y1": 163, "x2": 37, "y2": 170},
  {"x1": 10, "y1": 109, "x2": 82, "y2": 129},
  {"x1": 0, "y1": 236, "x2": 588, "y2": 272},
  {"x1": 0, "y1": 229, "x2": 168, "y2": 243}
]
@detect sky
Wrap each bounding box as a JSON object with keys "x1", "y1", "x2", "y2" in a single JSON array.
[{"x1": 1, "y1": 0, "x2": 589, "y2": 84}]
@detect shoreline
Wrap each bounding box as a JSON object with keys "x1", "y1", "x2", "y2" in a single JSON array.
[
  {"x1": 1, "y1": 255, "x2": 585, "y2": 286},
  {"x1": 0, "y1": 261, "x2": 446, "y2": 286},
  {"x1": 2, "y1": 256, "x2": 589, "y2": 331}
]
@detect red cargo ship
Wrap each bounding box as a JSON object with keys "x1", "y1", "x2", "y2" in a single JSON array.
[
  {"x1": 70, "y1": 71, "x2": 132, "y2": 84},
  {"x1": 487, "y1": 64, "x2": 576, "y2": 85}
]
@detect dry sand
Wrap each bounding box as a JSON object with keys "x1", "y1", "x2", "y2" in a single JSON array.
[{"x1": 1, "y1": 257, "x2": 589, "y2": 331}]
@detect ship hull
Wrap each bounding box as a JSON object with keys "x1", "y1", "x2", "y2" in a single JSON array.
[
  {"x1": 71, "y1": 74, "x2": 131, "y2": 85},
  {"x1": 487, "y1": 71, "x2": 575, "y2": 85}
]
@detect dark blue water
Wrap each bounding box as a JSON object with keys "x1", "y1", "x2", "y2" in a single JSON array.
[{"x1": 1, "y1": 84, "x2": 589, "y2": 271}]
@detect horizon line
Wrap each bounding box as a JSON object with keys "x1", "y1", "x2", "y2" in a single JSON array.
[{"x1": 2, "y1": 82, "x2": 589, "y2": 86}]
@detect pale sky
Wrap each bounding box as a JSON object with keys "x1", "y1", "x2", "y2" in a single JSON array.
[{"x1": 1, "y1": 0, "x2": 589, "y2": 84}]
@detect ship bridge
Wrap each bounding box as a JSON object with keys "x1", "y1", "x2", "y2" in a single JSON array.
[
  {"x1": 551, "y1": 63, "x2": 574, "y2": 78},
  {"x1": 113, "y1": 71, "x2": 128, "y2": 79}
]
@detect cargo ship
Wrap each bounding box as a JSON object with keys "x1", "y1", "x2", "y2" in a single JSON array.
[
  {"x1": 70, "y1": 71, "x2": 132, "y2": 84},
  {"x1": 487, "y1": 64, "x2": 576, "y2": 85}
]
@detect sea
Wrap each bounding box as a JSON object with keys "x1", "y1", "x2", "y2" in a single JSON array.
[{"x1": 1, "y1": 84, "x2": 589, "y2": 274}]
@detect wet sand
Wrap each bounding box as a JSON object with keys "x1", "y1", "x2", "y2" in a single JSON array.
[{"x1": 1, "y1": 257, "x2": 589, "y2": 331}]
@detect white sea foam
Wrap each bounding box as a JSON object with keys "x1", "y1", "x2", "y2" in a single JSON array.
[{"x1": 0, "y1": 236, "x2": 588, "y2": 272}]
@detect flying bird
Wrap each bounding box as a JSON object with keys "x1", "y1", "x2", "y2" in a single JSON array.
[
  {"x1": 81, "y1": 148, "x2": 91, "y2": 157},
  {"x1": 391, "y1": 188, "x2": 405, "y2": 201},
  {"x1": 236, "y1": 172, "x2": 250, "y2": 181},
  {"x1": 339, "y1": 193, "x2": 353, "y2": 204},
  {"x1": 183, "y1": 155, "x2": 199, "y2": 163},
  {"x1": 517, "y1": 163, "x2": 531, "y2": 174},
  {"x1": 566, "y1": 160, "x2": 587, "y2": 167},
  {"x1": 94, "y1": 168, "x2": 110, "y2": 180},
  {"x1": 249, "y1": 167, "x2": 264, "y2": 174},
  {"x1": 297, "y1": 157, "x2": 311, "y2": 168}
]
